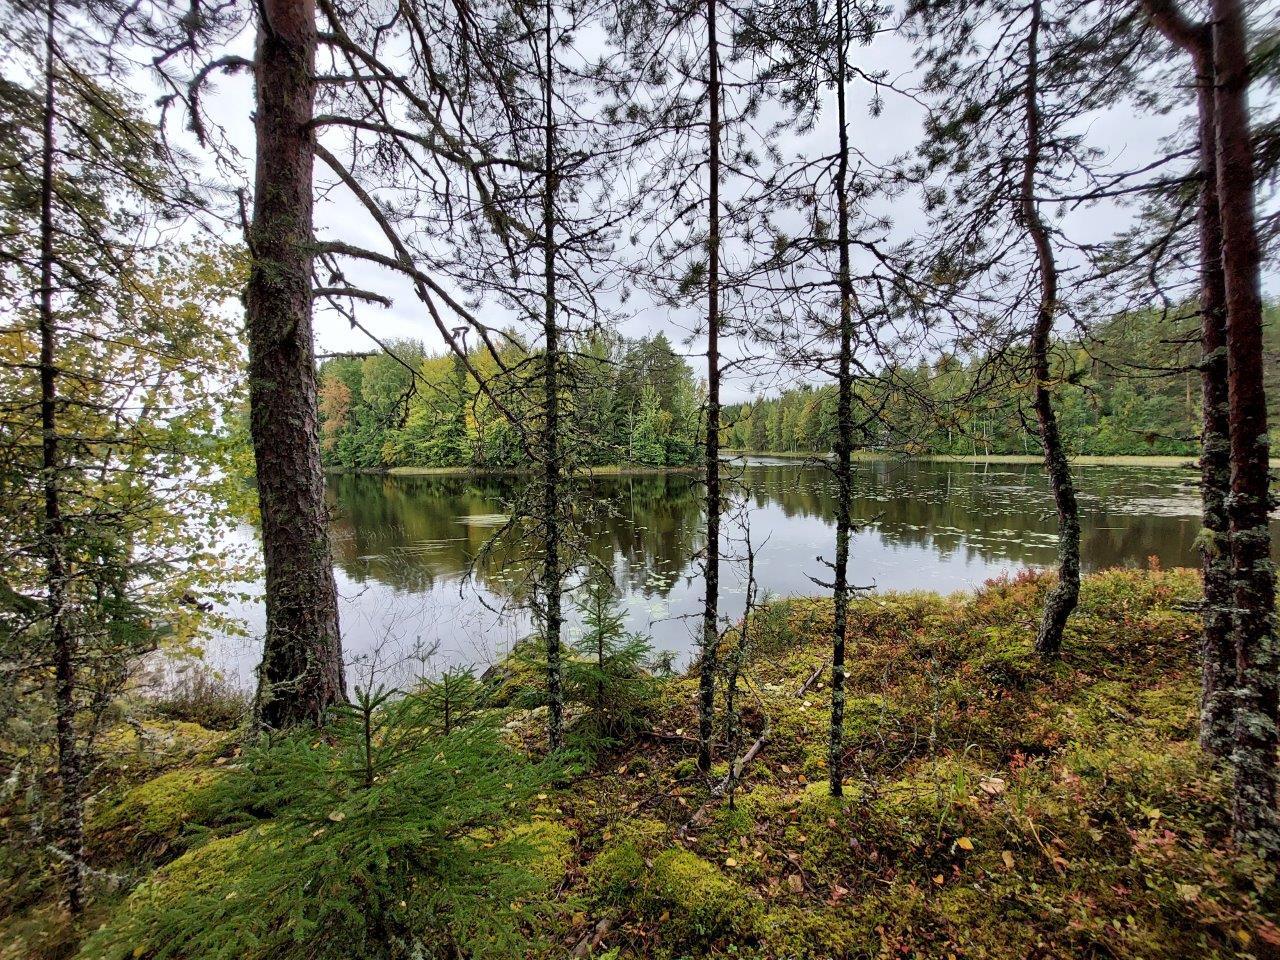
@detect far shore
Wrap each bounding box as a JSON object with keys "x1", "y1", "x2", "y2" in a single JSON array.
[
  {"x1": 334, "y1": 463, "x2": 704, "y2": 479},
  {"x1": 321, "y1": 452, "x2": 1248, "y2": 478},
  {"x1": 722, "y1": 449, "x2": 1217, "y2": 468}
]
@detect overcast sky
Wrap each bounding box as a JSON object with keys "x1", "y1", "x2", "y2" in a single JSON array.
[{"x1": 187, "y1": 1, "x2": 1276, "y2": 405}]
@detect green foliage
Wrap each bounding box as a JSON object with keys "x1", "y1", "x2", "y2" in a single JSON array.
[
  {"x1": 417, "y1": 666, "x2": 484, "y2": 735},
  {"x1": 725, "y1": 304, "x2": 1280, "y2": 457},
  {"x1": 80, "y1": 690, "x2": 557, "y2": 960},
  {"x1": 563, "y1": 577, "x2": 658, "y2": 752},
  {"x1": 316, "y1": 332, "x2": 701, "y2": 471}
]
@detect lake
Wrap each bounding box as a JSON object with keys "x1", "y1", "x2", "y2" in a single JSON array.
[{"x1": 211, "y1": 457, "x2": 1274, "y2": 687}]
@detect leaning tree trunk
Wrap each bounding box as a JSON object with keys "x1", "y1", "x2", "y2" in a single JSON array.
[
  {"x1": 540, "y1": 0, "x2": 564, "y2": 751},
  {"x1": 1022, "y1": 0, "x2": 1080, "y2": 658},
  {"x1": 247, "y1": 0, "x2": 345, "y2": 729},
  {"x1": 827, "y1": 0, "x2": 853, "y2": 798},
  {"x1": 1211, "y1": 0, "x2": 1278, "y2": 855},
  {"x1": 698, "y1": 0, "x2": 722, "y2": 774},
  {"x1": 38, "y1": 0, "x2": 84, "y2": 914},
  {"x1": 1141, "y1": 0, "x2": 1234, "y2": 762}
]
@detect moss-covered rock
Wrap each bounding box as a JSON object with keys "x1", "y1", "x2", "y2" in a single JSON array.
[
  {"x1": 78, "y1": 831, "x2": 263, "y2": 960},
  {"x1": 585, "y1": 817, "x2": 667, "y2": 903},
  {"x1": 642, "y1": 849, "x2": 760, "y2": 948},
  {"x1": 587, "y1": 820, "x2": 760, "y2": 952},
  {"x1": 88, "y1": 767, "x2": 231, "y2": 863}
]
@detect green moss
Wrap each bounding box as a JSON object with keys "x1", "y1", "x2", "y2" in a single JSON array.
[
  {"x1": 758, "y1": 906, "x2": 869, "y2": 960},
  {"x1": 672, "y1": 757, "x2": 698, "y2": 780},
  {"x1": 79, "y1": 831, "x2": 263, "y2": 960},
  {"x1": 641, "y1": 849, "x2": 760, "y2": 947},
  {"x1": 585, "y1": 818, "x2": 667, "y2": 903},
  {"x1": 511, "y1": 819, "x2": 574, "y2": 887},
  {"x1": 88, "y1": 767, "x2": 230, "y2": 862},
  {"x1": 587, "y1": 822, "x2": 760, "y2": 950}
]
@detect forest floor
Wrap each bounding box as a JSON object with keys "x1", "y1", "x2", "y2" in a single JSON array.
[{"x1": 5, "y1": 567, "x2": 1278, "y2": 959}]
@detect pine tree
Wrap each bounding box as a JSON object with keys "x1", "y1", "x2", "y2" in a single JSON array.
[
  {"x1": 563, "y1": 576, "x2": 657, "y2": 751},
  {"x1": 247, "y1": 0, "x2": 345, "y2": 728}
]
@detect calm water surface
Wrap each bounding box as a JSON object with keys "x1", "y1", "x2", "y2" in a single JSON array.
[{"x1": 212, "y1": 458, "x2": 1277, "y2": 685}]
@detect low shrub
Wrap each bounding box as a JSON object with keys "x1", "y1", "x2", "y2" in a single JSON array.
[{"x1": 80, "y1": 690, "x2": 557, "y2": 960}]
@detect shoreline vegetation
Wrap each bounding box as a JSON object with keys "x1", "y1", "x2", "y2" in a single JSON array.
[
  {"x1": 326, "y1": 452, "x2": 1280, "y2": 478},
  {"x1": 15, "y1": 567, "x2": 1277, "y2": 960},
  {"x1": 375, "y1": 463, "x2": 704, "y2": 478}
]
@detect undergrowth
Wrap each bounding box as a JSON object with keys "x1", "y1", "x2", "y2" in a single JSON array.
[{"x1": 2, "y1": 567, "x2": 1275, "y2": 960}]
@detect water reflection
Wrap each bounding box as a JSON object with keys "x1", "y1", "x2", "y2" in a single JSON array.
[{"x1": 212, "y1": 459, "x2": 1277, "y2": 684}]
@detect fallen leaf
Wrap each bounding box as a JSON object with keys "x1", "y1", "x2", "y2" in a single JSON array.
[
  {"x1": 956, "y1": 837, "x2": 974, "y2": 851},
  {"x1": 979, "y1": 776, "x2": 1006, "y2": 796},
  {"x1": 1002, "y1": 850, "x2": 1015, "y2": 870}
]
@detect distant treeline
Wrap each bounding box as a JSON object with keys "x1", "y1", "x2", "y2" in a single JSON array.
[
  {"x1": 726, "y1": 306, "x2": 1280, "y2": 457},
  {"x1": 321, "y1": 306, "x2": 1279, "y2": 469},
  {"x1": 317, "y1": 331, "x2": 703, "y2": 470}
]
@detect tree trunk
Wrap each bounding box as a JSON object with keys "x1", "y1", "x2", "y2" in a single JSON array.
[
  {"x1": 1191, "y1": 37, "x2": 1234, "y2": 758},
  {"x1": 1022, "y1": 0, "x2": 1080, "y2": 658},
  {"x1": 541, "y1": 0, "x2": 564, "y2": 751},
  {"x1": 698, "y1": 0, "x2": 722, "y2": 774},
  {"x1": 1211, "y1": 0, "x2": 1278, "y2": 854},
  {"x1": 1142, "y1": 0, "x2": 1234, "y2": 764},
  {"x1": 828, "y1": 0, "x2": 853, "y2": 798},
  {"x1": 38, "y1": 0, "x2": 84, "y2": 914},
  {"x1": 248, "y1": 0, "x2": 345, "y2": 729}
]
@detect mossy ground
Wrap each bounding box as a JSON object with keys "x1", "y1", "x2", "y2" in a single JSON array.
[
  {"x1": 544, "y1": 567, "x2": 1278, "y2": 959},
  {"x1": 3, "y1": 568, "x2": 1276, "y2": 959}
]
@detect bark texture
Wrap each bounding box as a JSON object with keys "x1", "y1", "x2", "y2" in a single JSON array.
[
  {"x1": 1190, "y1": 31, "x2": 1234, "y2": 759},
  {"x1": 698, "y1": 0, "x2": 722, "y2": 774},
  {"x1": 1022, "y1": 0, "x2": 1080, "y2": 658},
  {"x1": 1142, "y1": 0, "x2": 1234, "y2": 764},
  {"x1": 1211, "y1": 0, "x2": 1278, "y2": 854},
  {"x1": 541, "y1": 0, "x2": 564, "y2": 751},
  {"x1": 828, "y1": 0, "x2": 853, "y2": 798},
  {"x1": 248, "y1": 0, "x2": 345, "y2": 729},
  {"x1": 39, "y1": 0, "x2": 84, "y2": 914}
]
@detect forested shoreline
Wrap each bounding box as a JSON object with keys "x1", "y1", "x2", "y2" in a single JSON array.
[
  {"x1": 317, "y1": 331, "x2": 703, "y2": 470},
  {"x1": 319, "y1": 305, "x2": 1280, "y2": 471},
  {"x1": 728, "y1": 305, "x2": 1280, "y2": 458}
]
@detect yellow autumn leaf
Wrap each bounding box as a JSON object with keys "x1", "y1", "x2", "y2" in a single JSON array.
[{"x1": 956, "y1": 837, "x2": 974, "y2": 851}]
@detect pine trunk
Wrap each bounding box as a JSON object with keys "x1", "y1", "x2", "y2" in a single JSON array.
[
  {"x1": 542, "y1": 0, "x2": 564, "y2": 751},
  {"x1": 1141, "y1": 0, "x2": 1235, "y2": 763},
  {"x1": 1191, "y1": 38, "x2": 1233, "y2": 758},
  {"x1": 39, "y1": 0, "x2": 84, "y2": 914},
  {"x1": 1211, "y1": 0, "x2": 1279, "y2": 854},
  {"x1": 828, "y1": 0, "x2": 853, "y2": 798},
  {"x1": 1022, "y1": 0, "x2": 1080, "y2": 658},
  {"x1": 698, "y1": 0, "x2": 722, "y2": 774},
  {"x1": 248, "y1": 0, "x2": 345, "y2": 729}
]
